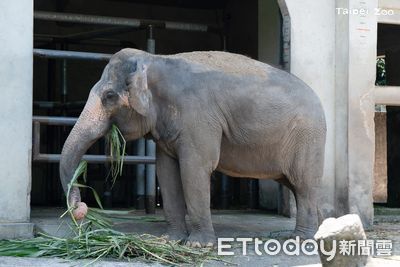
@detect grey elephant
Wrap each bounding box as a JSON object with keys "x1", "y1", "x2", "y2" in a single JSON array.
[{"x1": 60, "y1": 48, "x2": 326, "y2": 247}]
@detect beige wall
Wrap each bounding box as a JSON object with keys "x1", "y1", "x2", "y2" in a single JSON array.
[
  {"x1": 0, "y1": 0, "x2": 34, "y2": 238},
  {"x1": 282, "y1": 0, "x2": 337, "y2": 218},
  {"x1": 280, "y1": 0, "x2": 379, "y2": 227}
]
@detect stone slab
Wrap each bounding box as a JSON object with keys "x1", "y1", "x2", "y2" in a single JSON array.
[{"x1": 0, "y1": 223, "x2": 34, "y2": 239}]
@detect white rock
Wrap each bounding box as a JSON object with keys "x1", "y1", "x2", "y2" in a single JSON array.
[{"x1": 314, "y1": 214, "x2": 369, "y2": 267}]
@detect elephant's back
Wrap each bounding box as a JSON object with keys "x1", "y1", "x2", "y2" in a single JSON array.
[
  {"x1": 169, "y1": 51, "x2": 271, "y2": 79},
  {"x1": 161, "y1": 50, "x2": 326, "y2": 129}
]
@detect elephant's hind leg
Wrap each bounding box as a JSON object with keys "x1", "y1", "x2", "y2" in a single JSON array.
[{"x1": 283, "y1": 129, "x2": 325, "y2": 239}]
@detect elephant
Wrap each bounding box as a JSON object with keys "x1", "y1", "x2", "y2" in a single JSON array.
[{"x1": 59, "y1": 48, "x2": 327, "y2": 248}]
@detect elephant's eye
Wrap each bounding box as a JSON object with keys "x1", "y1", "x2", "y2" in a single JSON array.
[{"x1": 103, "y1": 90, "x2": 119, "y2": 103}]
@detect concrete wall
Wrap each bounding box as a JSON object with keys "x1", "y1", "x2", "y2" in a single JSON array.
[
  {"x1": 336, "y1": 0, "x2": 377, "y2": 227},
  {"x1": 279, "y1": 0, "x2": 378, "y2": 227},
  {"x1": 282, "y1": 0, "x2": 336, "y2": 218},
  {"x1": 0, "y1": 0, "x2": 34, "y2": 238}
]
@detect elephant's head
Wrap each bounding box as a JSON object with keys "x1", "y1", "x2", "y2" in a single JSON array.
[{"x1": 59, "y1": 49, "x2": 154, "y2": 219}]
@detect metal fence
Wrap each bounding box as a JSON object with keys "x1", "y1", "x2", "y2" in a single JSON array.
[
  {"x1": 32, "y1": 116, "x2": 156, "y2": 164},
  {"x1": 32, "y1": 10, "x2": 229, "y2": 212}
]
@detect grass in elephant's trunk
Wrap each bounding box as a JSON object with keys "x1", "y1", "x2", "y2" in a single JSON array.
[{"x1": 0, "y1": 125, "x2": 223, "y2": 266}]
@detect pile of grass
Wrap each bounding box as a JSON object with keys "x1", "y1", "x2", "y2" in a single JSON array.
[
  {"x1": 0, "y1": 125, "x2": 221, "y2": 266},
  {"x1": 0, "y1": 231, "x2": 217, "y2": 266}
]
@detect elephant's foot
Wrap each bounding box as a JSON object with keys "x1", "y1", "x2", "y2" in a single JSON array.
[
  {"x1": 185, "y1": 231, "x2": 216, "y2": 248},
  {"x1": 291, "y1": 225, "x2": 316, "y2": 240},
  {"x1": 162, "y1": 229, "x2": 188, "y2": 243}
]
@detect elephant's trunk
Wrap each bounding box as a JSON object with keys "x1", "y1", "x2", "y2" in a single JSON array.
[{"x1": 59, "y1": 92, "x2": 109, "y2": 215}]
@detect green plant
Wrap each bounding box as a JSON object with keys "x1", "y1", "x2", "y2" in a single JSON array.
[
  {"x1": 376, "y1": 57, "x2": 386, "y2": 86},
  {"x1": 0, "y1": 125, "x2": 224, "y2": 266},
  {"x1": 106, "y1": 124, "x2": 126, "y2": 186},
  {"x1": 0, "y1": 230, "x2": 218, "y2": 266}
]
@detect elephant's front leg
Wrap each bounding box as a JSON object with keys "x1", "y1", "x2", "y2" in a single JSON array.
[
  {"x1": 156, "y1": 147, "x2": 188, "y2": 242},
  {"x1": 178, "y1": 140, "x2": 220, "y2": 248}
]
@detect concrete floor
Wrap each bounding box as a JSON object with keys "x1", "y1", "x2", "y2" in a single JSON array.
[{"x1": 0, "y1": 207, "x2": 400, "y2": 266}]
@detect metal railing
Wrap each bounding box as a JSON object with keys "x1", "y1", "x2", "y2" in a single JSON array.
[
  {"x1": 32, "y1": 116, "x2": 156, "y2": 164},
  {"x1": 34, "y1": 11, "x2": 217, "y2": 33},
  {"x1": 33, "y1": 49, "x2": 112, "y2": 61},
  {"x1": 33, "y1": 9, "x2": 224, "y2": 213},
  {"x1": 32, "y1": 26, "x2": 158, "y2": 213}
]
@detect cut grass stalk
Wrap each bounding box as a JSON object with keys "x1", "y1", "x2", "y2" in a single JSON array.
[
  {"x1": 106, "y1": 124, "x2": 126, "y2": 187},
  {"x1": 0, "y1": 125, "x2": 225, "y2": 266},
  {"x1": 0, "y1": 230, "x2": 220, "y2": 265}
]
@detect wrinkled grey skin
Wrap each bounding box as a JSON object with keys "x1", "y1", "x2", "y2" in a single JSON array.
[{"x1": 60, "y1": 48, "x2": 326, "y2": 247}]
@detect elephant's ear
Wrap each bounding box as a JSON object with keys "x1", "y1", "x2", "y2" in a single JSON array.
[{"x1": 126, "y1": 59, "x2": 152, "y2": 116}]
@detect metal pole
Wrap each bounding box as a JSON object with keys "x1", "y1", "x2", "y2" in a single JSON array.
[
  {"x1": 31, "y1": 116, "x2": 157, "y2": 164},
  {"x1": 61, "y1": 59, "x2": 67, "y2": 111},
  {"x1": 145, "y1": 25, "x2": 157, "y2": 214},
  {"x1": 135, "y1": 140, "x2": 146, "y2": 209},
  {"x1": 222, "y1": 35, "x2": 227, "y2": 52},
  {"x1": 220, "y1": 174, "x2": 230, "y2": 209},
  {"x1": 147, "y1": 25, "x2": 155, "y2": 54},
  {"x1": 35, "y1": 11, "x2": 141, "y2": 28},
  {"x1": 248, "y1": 179, "x2": 259, "y2": 209},
  {"x1": 34, "y1": 48, "x2": 112, "y2": 61},
  {"x1": 34, "y1": 11, "x2": 212, "y2": 33},
  {"x1": 33, "y1": 122, "x2": 40, "y2": 157},
  {"x1": 33, "y1": 153, "x2": 155, "y2": 164}
]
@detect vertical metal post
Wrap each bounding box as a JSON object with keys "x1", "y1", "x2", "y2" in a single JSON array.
[
  {"x1": 60, "y1": 58, "x2": 69, "y2": 202},
  {"x1": 135, "y1": 139, "x2": 146, "y2": 209},
  {"x1": 147, "y1": 25, "x2": 155, "y2": 54},
  {"x1": 222, "y1": 34, "x2": 227, "y2": 52},
  {"x1": 281, "y1": 11, "x2": 291, "y2": 71},
  {"x1": 61, "y1": 59, "x2": 67, "y2": 110},
  {"x1": 248, "y1": 179, "x2": 259, "y2": 209},
  {"x1": 145, "y1": 25, "x2": 156, "y2": 214},
  {"x1": 60, "y1": 43, "x2": 68, "y2": 116},
  {"x1": 220, "y1": 174, "x2": 230, "y2": 209},
  {"x1": 57, "y1": 45, "x2": 68, "y2": 203},
  {"x1": 46, "y1": 53, "x2": 56, "y2": 204},
  {"x1": 33, "y1": 122, "x2": 41, "y2": 157},
  {"x1": 103, "y1": 141, "x2": 113, "y2": 208}
]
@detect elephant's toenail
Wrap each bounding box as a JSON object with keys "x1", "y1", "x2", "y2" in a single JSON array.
[{"x1": 193, "y1": 241, "x2": 201, "y2": 248}]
